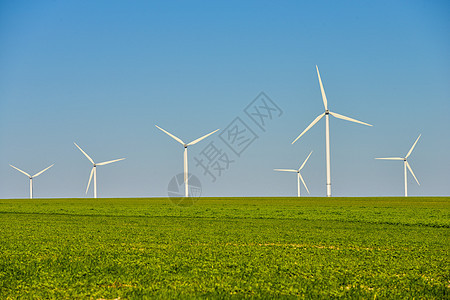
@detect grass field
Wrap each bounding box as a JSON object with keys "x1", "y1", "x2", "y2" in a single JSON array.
[{"x1": 0, "y1": 197, "x2": 448, "y2": 299}]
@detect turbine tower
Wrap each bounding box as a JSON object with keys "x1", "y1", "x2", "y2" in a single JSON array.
[
  {"x1": 155, "y1": 125, "x2": 219, "y2": 197},
  {"x1": 274, "y1": 151, "x2": 313, "y2": 197},
  {"x1": 10, "y1": 164, "x2": 54, "y2": 199},
  {"x1": 292, "y1": 66, "x2": 372, "y2": 197},
  {"x1": 74, "y1": 143, "x2": 125, "y2": 198},
  {"x1": 375, "y1": 134, "x2": 421, "y2": 197}
]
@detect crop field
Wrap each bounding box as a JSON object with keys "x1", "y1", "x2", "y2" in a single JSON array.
[{"x1": 0, "y1": 197, "x2": 449, "y2": 299}]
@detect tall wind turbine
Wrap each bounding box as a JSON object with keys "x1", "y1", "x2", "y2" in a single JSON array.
[
  {"x1": 292, "y1": 66, "x2": 372, "y2": 197},
  {"x1": 9, "y1": 164, "x2": 54, "y2": 199},
  {"x1": 375, "y1": 134, "x2": 421, "y2": 197},
  {"x1": 274, "y1": 151, "x2": 313, "y2": 197},
  {"x1": 74, "y1": 143, "x2": 125, "y2": 198},
  {"x1": 155, "y1": 125, "x2": 219, "y2": 197}
]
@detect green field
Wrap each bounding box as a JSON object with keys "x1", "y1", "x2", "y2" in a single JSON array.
[{"x1": 0, "y1": 197, "x2": 448, "y2": 299}]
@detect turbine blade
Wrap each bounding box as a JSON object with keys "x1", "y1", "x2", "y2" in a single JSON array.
[
  {"x1": 274, "y1": 169, "x2": 297, "y2": 172},
  {"x1": 316, "y1": 65, "x2": 328, "y2": 111},
  {"x1": 375, "y1": 157, "x2": 404, "y2": 160},
  {"x1": 292, "y1": 113, "x2": 324, "y2": 144},
  {"x1": 299, "y1": 151, "x2": 313, "y2": 171},
  {"x1": 405, "y1": 134, "x2": 421, "y2": 159},
  {"x1": 406, "y1": 161, "x2": 420, "y2": 186},
  {"x1": 187, "y1": 129, "x2": 220, "y2": 146},
  {"x1": 155, "y1": 125, "x2": 185, "y2": 145},
  {"x1": 74, "y1": 143, "x2": 94, "y2": 164},
  {"x1": 96, "y1": 158, "x2": 126, "y2": 166},
  {"x1": 298, "y1": 173, "x2": 310, "y2": 194},
  {"x1": 329, "y1": 111, "x2": 373, "y2": 127},
  {"x1": 33, "y1": 164, "x2": 54, "y2": 178},
  {"x1": 86, "y1": 167, "x2": 94, "y2": 194},
  {"x1": 9, "y1": 165, "x2": 31, "y2": 177}
]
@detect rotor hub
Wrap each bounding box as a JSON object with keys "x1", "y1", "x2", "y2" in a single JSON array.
[{"x1": 325, "y1": 110, "x2": 330, "y2": 115}]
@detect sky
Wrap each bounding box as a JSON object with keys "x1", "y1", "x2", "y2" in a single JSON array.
[{"x1": 1, "y1": 0, "x2": 449, "y2": 198}]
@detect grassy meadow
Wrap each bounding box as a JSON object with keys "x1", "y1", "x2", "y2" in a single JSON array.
[{"x1": 0, "y1": 197, "x2": 448, "y2": 298}]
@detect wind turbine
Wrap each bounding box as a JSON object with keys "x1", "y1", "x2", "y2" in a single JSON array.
[
  {"x1": 274, "y1": 151, "x2": 313, "y2": 197},
  {"x1": 375, "y1": 134, "x2": 421, "y2": 197},
  {"x1": 74, "y1": 143, "x2": 125, "y2": 198},
  {"x1": 292, "y1": 66, "x2": 372, "y2": 197},
  {"x1": 155, "y1": 125, "x2": 219, "y2": 197},
  {"x1": 9, "y1": 164, "x2": 54, "y2": 199}
]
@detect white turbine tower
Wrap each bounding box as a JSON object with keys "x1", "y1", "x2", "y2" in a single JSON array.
[
  {"x1": 292, "y1": 66, "x2": 372, "y2": 197},
  {"x1": 9, "y1": 164, "x2": 54, "y2": 199},
  {"x1": 274, "y1": 151, "x2": 313, "y2": 197},
  {"x1": 74, "y1": 143, "x2": 125, "y2": 198},
  {"x1": 375, "y1": 134, "x2": 421, "y2": 197},
  {"x1": 155, "y1": 125, "x2": 219, "y2": 197}
]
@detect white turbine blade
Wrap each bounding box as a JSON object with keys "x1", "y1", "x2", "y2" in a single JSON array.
[
  {"x1": 406, "y1": 161, "x2": 420, "y2": 186},
  {"x1": 298, "y1": 173, "x2": 310, "y2": 194},
  {"x1": 74, "y1": 143, "x2": 94, "y2": 164},
  {"x1": 375, "y1": 157, "x2": 404, "y2": 160},
  {"x1": 86, "y1": 167, "x2": 94, "y2": 194},
  {"x1": 274, "y1": 169, "x2": 297, "y2": 172},
  {"x1": 316, "y1": 65, "x2": 328, "y2": 111},
  {"x1": 405, "y1": 134, "x2": 421, "y2": 159},
  {"x1": 32, "y1": 164, "x2": 54, "y2": 178},
  {"x1": 187, "y1": 129, "x2": 220, "y2": 146},
  {"x1": 329, "y1": 111, "x2": 373, "y2": 127},
  {"x1": 292, "y1": 113, "x2": 324, "y2": 144},
  {"x1": 299, "y1": 151, "x2": 313, "y2": 171},
  {"x1": 155, "y1": 125, "x2": 185, "y2": 145},
  {"x1": 96, "y1": 158, "x2": 126, "y2": 166},
  {"x1": 10, "y1": 165, "x2": 31, "y2": 177}
]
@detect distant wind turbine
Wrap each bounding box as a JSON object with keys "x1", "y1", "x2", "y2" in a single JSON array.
[
  {"x1": 274, "y1": 151, "x2": 313, "y2": 197},
  {"x1": 74, "y1": 143, "x2": 125, "y2": 198},
  {"x1": 155, "y1": 125, "x2": 219, "y2": 197},
  {"x1": 375, "y1": 134, "x2": 421, "y2": 197},
  {"x1": 292, "y1": 66, "x2": 372, "y2": 197},
  {"x1": 10, "y1": 164, "x2": 54, "y2": 199}
]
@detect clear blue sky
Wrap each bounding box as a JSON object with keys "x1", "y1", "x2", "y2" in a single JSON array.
[{"x1": 1, "y1": 0, "x2": 449, "y2": 198}]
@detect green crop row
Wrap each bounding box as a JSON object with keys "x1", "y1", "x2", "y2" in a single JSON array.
[{"x1": 0, "y1": 197, "x2": 448, "y2": 298}]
